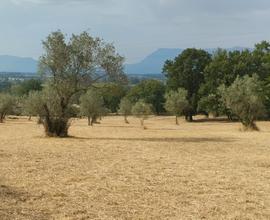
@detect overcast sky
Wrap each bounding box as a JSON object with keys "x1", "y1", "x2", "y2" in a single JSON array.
[{"x1": 1, "y1": 0, "x2": 270, "y2": 63}]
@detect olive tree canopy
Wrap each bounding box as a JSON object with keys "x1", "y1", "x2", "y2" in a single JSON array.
[
  {"x1": 0, "y1": 93, "x2": 16, "y2": 123},
  {"x1": 37, "y1": 31, "x2": 126, "y2": 137},
  {"x1": 118, "y1": 97, "x2": 132, "y2": 123},
  {"x1": 165, "y1": 88, "x2": 189, "y2": 125},
  {"x1": 220, "y1": 75, "x2": 265, "y2": 130},
  {"x1": 131, "y1": 100, "x2": 153, "y2": 128},
  {"x1": 80, "y1": 89, "x2": 108, "y2": 126}
]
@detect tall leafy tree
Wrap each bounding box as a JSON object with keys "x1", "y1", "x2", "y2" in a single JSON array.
[
  {"x1": 163, "y1": 48, "x2": 211, "y2": 121},
  {"x1": 35, "y1": 31, "x2": 126, "y2": 137}
]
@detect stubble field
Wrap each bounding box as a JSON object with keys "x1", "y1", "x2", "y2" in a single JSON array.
[{"x1": 0, "y1": 116, "x2": 270, "y2": 220}]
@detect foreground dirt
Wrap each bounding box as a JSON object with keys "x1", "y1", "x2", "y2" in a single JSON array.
[{"x1": 0, "y1": 116, "x2": 270, "y2": 220}]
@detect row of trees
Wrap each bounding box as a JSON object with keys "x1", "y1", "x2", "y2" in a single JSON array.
[
  {"x1": 0, "y1": 74, "x2": 265, "y2": 132},
  {"x1": 0, "y1": 31, "x2": 270, "y2": 135},
  {"x1": 163, "y1": 43, "x2": 270, "y2": 130}
]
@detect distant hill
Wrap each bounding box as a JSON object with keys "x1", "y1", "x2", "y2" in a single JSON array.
[
  {"x1": 0, "y1": 47, "x2": 250, "y2": 75},
  {"x1": 0, "y1": 55, "x2": 37, "y2": 74},
  {"x1": 125, "y1": 47, "x2": 250, "y2": 75}
]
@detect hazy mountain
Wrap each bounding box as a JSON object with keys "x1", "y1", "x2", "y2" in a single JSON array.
[
  {"x1": 0, "y1": 55, "x2": 38, "y2": 73},
  {"x1": 125, "y1": 47, "x2": 250, "y2": 75},
  {"x1": 0, "y1": 47, "x2": 250, "y2": 75}
]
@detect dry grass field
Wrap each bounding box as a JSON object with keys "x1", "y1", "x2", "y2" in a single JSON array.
[{"x1": 0, "y1": 116, "x2": 270, "y2": 220}]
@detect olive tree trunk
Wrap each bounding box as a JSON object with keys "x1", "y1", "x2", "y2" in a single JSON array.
[
  {"x1": 42, "y1": 104, "x2": 70, "y2": 137},
  {"x1": 43, "y1": 117, "x2": 70, "y2": 137},
  {"x1": 185, "y1": 113, "x2": 193, "y2": 122},
  {"x1": 124, "y1": 115, "x2": 129, "y2": 124},
  {"x1": 242, "y1": 120, "x2": 259, "y2": 131},
  {"x1": 0, "y1": 113, "x2": 6, "y2": 123},
  {"x1": 175, "y1": 116, "x2": 179, "y2": 125},
  {"x1": 88, "y1": 116, "x2": 91, "y2": 126}
]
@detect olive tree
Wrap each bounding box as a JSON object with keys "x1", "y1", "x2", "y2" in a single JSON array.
[
  {"x1": 131, "y1": 100, "x2": 153, "y2": 129},
  {"x1": 220, "y1": 75, "x2": 265, "y2": 130},
  {"x1": 118, "y1": 97, "x2": 132, "y2": 123},
  {"x1": 36, "y1": 31, "x2": 125, "y2": 137},
  {"x1": 0, "y1": 93, "x2": 16, "y2": 123},
  {"x1": 22, "y1": 91, "x2": 43, "y2": 121},
  {"x1": 165, "y1": 88, "x2": 189, "y2": 125},
  {"x1": 80, "y1": 90, "x2": 108, "y2": 126}
]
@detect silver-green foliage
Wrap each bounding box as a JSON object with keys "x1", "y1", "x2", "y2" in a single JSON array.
[
  {"x1": 0, "y1": 93, "x2": 16, "y2": 123},
  {"x1": 165, "y1": 88, "x2": 188, "y2": 124},
  {"x1": 80, "y1": 90, "x2": 108, "y2": 126},
  {"x1": 23, "y1": 91, "x2": 43, "y2": 118},
  {"x1": 36, "y1": 31, "x2": 125, "y2": 137},
  {"x1": 118, "y1": 97, "x2": 132, "y2": 123},
  {"x1": 219, "y1": 75, "x2": 265, "y2": 130},
  {"x1": 131, "y1": 100, "x2": 153, "y2": 127}
]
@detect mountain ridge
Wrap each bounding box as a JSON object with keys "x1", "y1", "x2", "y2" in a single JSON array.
[
  {"x1": 0, "y1": 55, "x2": 37, "y2": 74},
  {"x1": 125, "y1": 47, "x2": 251, "y2": 75},
  {"x1": 0, "y1": 47, "x2": 250, "y2": 74}
]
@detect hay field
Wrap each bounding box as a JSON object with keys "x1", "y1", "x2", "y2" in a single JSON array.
[{"x1": 0, "y1": 116, "x2": 270, "y2": 220}]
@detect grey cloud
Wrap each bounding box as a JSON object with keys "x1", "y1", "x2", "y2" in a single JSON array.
[{"x1": 1, "y1": 0, "x2": 270, "y2": 63}]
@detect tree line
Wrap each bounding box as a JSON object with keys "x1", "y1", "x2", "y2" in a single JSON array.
[{"x1": 0, "y1": 31, "x2": 270, "y2": 136}]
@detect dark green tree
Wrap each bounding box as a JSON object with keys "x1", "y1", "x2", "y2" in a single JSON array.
[
  {"x1": 127, "y1": 79, "x2": 165, "y2": 114},
  {"x1": 11, "y1": 79, "x2": 42, "y2": 96},
  {"x1": 97, "y1": 83, "x2": 127, "y2": 113},
  {"x1": 163, "y1": 48, "x2": 211, "y2": 121}
]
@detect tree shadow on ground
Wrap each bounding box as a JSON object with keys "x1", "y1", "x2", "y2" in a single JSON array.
[
  {"x1": 192, "y1": 118, "x2": 239, "y2": 123},
  {"x1": 94, "y1": 125, "x2": 138, "y2": 128},
  {"x1": 0, "y1": 184, "x2": 51, "y2": 220},
  {"x1": 70, "y1": 136, "x2": 236, "y2": 143}
]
